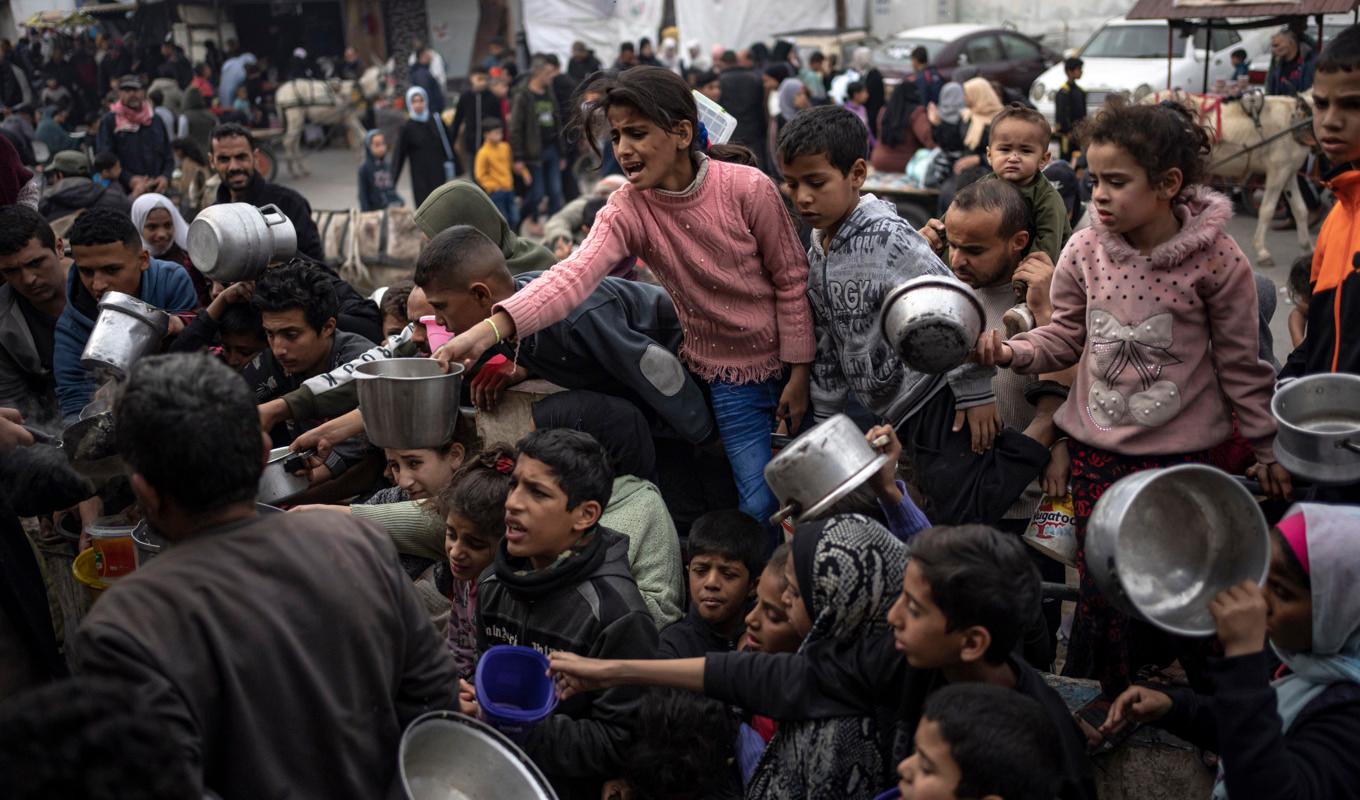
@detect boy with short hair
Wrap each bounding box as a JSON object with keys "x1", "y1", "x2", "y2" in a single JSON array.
[
  {"x1": 982, "y1": 103, "x2": 1071, "y2": 263},
  {"x1": 897, "y1": 683, "x2": 1062, "y2": 800},
  {"x1": 659, "y1": 510, "x2": 765, "y2": 658},
  {"x1": 92, "y1": 152, "x2": 122, "y2": 189},
  {"x1": 778, "y1": 105, "x2": 1046, "y2": 525},
  {"x1": 1230, "y1": 47, "x2": 1251, "y2": 81},
  {"x1": 1054, "y1": 57, "x2": 1086, "y2": 160},
  {"x1": 912, "y1": 46, "x2": 944, "y2": 105},
  {"x1": 1283, "y1": 24, "x2": 1360, "y2": 381},
  {"x1": 474, "y1": 117, "x2": 520, "y2": 230},
  {"x1": 476, "y1": 428, "x2": 658, "y2": 798}
]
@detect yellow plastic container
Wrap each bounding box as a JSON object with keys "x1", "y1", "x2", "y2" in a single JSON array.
[{"x1": 73, "y1": 548, "x2": 111, "y2": 599}]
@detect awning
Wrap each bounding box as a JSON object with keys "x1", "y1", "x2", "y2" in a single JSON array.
[{"x1": 1127, "y1": 0, "x2": 1358, "y2": 20}]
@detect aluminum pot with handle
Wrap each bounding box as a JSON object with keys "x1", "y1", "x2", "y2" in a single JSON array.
[
  {"x1": 79, "y1": 291, "x2": 170, "y2": 377},
  {"x1": 187, "y1": 202, "x2": 298, "y2": 282},
  {"x1": 763, "y1": 413, "x2": 891, "y2": 526},
  {"x1": 257, "y1": 446, "x2": 314, "y2": 505},
  {"x1": 1271, "y1": 373, "x2": 1360, "y2": 486},
  {"x1": 1085, "y1": 464, "x2": 1269, "y2": 637},
  {"x1": 354, "y1": 358, "x2": 465, "y2": 450},
  {"x1": 879, "y1": 275, "x2": 985, "y2": 375},
  {"x1": 400, "y1": 711, "x2": 557, "y2": 800}
]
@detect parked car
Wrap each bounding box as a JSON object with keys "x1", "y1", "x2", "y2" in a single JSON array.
[
  {"x1": 873, "y1": 24, "x2": 1060, "y2": 95},
  {"x1": 1030, "y1": 16, "x2": 1274, "y2": 122}
]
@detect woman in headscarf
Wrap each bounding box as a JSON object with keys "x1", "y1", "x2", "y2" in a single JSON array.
[
  {"x1": 928, "y1": 81, "x2": 967, "y2": 153},
  {"x1": 414, "y1": 179, "x2": 556, "y2": 273},
  {"x1": 217, "y1": 52, "x2": 256, "y2": 108},
  {"x1": 131, "y1": 193, "x2": 210, "y2": 305},
  {"x1": 532, "y1": 390, "x2": 684, "y2": 629},
  {"x1": 658, "y1": 37, "x2": 682, "y2": 75},
  {"x1": 776, "y1": 76, "x2": 809, "y2": 129},
  {"x1": 392, "y1": 86, "x2": 456, "y2": 207},
  {"x1": 961, "y1": 76, "x2": 1003, "y2": 152},
  {"x1": 1102, "y1": 503, "x2": 1360, "y2": 800},
  {"x1": 743, "y1": 515, "x2": 906, "y2": 799},
  {"x1": 870, "y1": 79, "x2": 934, "y2": 173}
]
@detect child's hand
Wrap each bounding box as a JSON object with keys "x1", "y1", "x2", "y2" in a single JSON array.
[
  {"x1": 458, "y1": 678, "x2": 480, "y2": 717},
  {"x1": 973, "y1": 329, "x2": 1014, "y2": 367},
  {"x1": 1248, "y1": 461, "x2": 1294, "y2": 501},
  {"x1": 918, "y1": 218, "x2": 945, "y2": 253},
  {"x1": 777, "y1": 364, "x2": 811, "y2": 434},
  {"x1": 469, "y1": 356, "x2": 523, "y2": 411},
  {"x1": 1013, "y1": 251, "x2": 1055, "y2": 324},
  {"x1": 207, "y1": 280, "x2": 254, "y2": 320},
  {"x1": 1210, "y1": 580, "x2": 1269, "y2": 658},
  {"x1": 1041, "y1": 439, "x2": 1071, "y2": 497},
  {"x1": 953, "y1": 402, "x2": 1001, "y2": 454},
  {"x1": 1101, "y1": 685, "x2": 1173, "y2": 735},
  {"x1": 601, "y1": 779, "x2": 635, "y2": 800},
  {"x1": 867, "y1": 424, "x2": 904, "y2": 502},
  {"x1": 548, "y1": 652, "x2": 615, "y2": 700}
]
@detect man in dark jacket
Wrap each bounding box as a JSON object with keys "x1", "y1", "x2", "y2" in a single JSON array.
[
  {"x1": 71, "y1": 352, "x2": 456, "y2": 799},
  {"x1": 95, "y1": 75, "x2": 173, "y2": 194},
  {"x1": 39, "y1": 150, "x2": 131, "y2": 222},
  {"x1": 209, "y1": 122, "x2": 324, "y2": 261},
  {"x1": 450, "y1": 67, "x2": 503, "y2": 174},
  {"x1": 510, "y1": 54, "x2": 565, "y2": 223},
  {"x1": 476, "y1": 428, "x2": 658, "y2": 800},
  {"x1": 568, "y1": 40, "x2": 602, "y2": 82},
  {"x1": 717, "y1": 51, "x2": 770, "y2": 172},
  {"x1": 0, "y1": 206, "x2": 67, "y2": 421}
]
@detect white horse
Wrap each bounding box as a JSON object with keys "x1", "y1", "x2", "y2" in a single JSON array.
[
  {"x1": 1147, "y1": 90, "x2": 1312, "y2": 266},
  {"x1": 273, "y1": 78, "x2": 368, "y2": 178}
]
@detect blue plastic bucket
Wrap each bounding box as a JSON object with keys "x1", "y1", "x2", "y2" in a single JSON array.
[
  {"x1": 475, "y1": 645, "x2": 558, "y2": 737},
  {"x1": 872, "y1": 789, "x2": 901, "y2": 800}
]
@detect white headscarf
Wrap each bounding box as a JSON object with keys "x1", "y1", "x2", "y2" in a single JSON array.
[{"x1": 130, "y1": 193, "x2": 189, "y2": 257}]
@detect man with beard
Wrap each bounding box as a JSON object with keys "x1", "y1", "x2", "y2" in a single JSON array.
[
  {"x1": 209, "y1": 123, "x2": 323, "y2": 261},
  {"x1": 0, "y1": 206, "x2": 67, "y2": 421},
  {"x1": 95, "y1": 75, "x2": 173, "y2": 195}
]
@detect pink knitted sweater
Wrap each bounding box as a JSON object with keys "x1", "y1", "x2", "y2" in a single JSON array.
[
  {"x1": 497, "y1": 156, "x2": 815, "y2": 383},
  {"x1": 1008, "y1": 187, "x2": 1278, "y2": 462}
]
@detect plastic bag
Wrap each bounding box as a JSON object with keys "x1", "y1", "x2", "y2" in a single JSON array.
[{"x1": 1023, "y1": 493, "x2": 1078, "y2": 566}]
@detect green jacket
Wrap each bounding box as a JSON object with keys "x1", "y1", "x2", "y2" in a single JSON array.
[{"x1": 984, "y1": 172, "x2": 1072, "y2": 264}]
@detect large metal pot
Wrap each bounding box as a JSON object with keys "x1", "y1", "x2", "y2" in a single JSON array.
[
  {"x1": 763, "y1": 413, "x2": 890, "y2": 526},
  {"x1": 187, "y1": 202, "x2": 298, "y2": 282},
  {"x1": 257, "y1": 446, "x2": 312, "y2": 505},
  {"x1": 80, "y1": 291, "x2": 170, "y2": 377},
  {"x1": 400, "y1": 711, "x2": 557, "y2": 800},
  {"x1": 354, "y1": 358, "x2": 465, "y2": 449},
  {"x1": 1086, "y1": 465, "x2": 1269, "y2": 637},
  {"x1": 1271, "y1": 373, "x2": 1360, "y2": 486},
  {"x1": 880, "y1": 275, "x2": 985, "y2": 374}
]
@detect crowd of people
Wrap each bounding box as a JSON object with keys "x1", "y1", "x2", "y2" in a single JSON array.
[{"x1": 0, "y1": 16, "x2": 1357, "y2": 800}]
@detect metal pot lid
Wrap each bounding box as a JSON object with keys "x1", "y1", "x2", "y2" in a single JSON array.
[{"x1": 791, "y1": 452, "x2": 891, "y2": 524}]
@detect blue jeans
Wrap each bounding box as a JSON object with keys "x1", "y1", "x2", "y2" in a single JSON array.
[
  {"x1": 522, "y1": 143, "x2": 564, "y2": 222},
  {"x1": 489, "y1": 189, "x2": 519, "y2": 231},
  {"x1": 709, "y1": 377, "x2": 782, "y2": 537}
]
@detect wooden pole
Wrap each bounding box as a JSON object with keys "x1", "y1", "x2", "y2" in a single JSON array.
[
  {"x1": 1167, "y1": 24, "x2": 1173, "y2": 89},
  {"x1": 1202, "y1": 19, "x2": 1212, "y2": 94}
]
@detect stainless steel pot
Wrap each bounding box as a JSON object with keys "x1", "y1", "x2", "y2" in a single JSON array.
[
  {"x1": 763, "y1": 413, "x2": 890, "y2": 525},
  {"x1": 880, "y1": 275, "x2": 985, "y2": 375},
  {"x1": 400, "y1": 711, "x2": 557, "y2": 800},
  {"x1": 80, "y1": 291, "x2": 170, "y2": 377},
  {"x1": 187, "y1": 202, "x2": 298, "y2": 282},
  {"x1": 1271, "y1": 373, "x2": 1360, "y2": 486},
  {"x1": 257, "y1": 446, "x2": 312, "y2": 505},
  {"x1": 1086, "y1": 465, "x2": 1269, "y2": 637},
  {"x1": 354, "y1": 359, "x2": 465, "y2": 449}
]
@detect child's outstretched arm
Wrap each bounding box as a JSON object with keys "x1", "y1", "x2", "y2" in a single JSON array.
[{"x1": 1000, "y1": 239, "x2": 1090, "y2": 374}]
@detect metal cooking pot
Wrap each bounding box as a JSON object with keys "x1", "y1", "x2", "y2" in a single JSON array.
[
  {"x1": 1271, "y1": 373, "x2": 1360, "y2": 486},
  {"x1": 187, "y1": 202, "x2": 298, "y2": 282},
  {"x1": 354, "y1": 359, "x2": 465, "y2": 450},
  {"x1": 400, "y1": 711, "x2": 557, "y2": 800},
  {"x1": 763, "y1": 414, "x2": 890, "y2": 526},
  {"x1": 257, "y1": 446, "x2": 313, "y2": 505},
  {"x1": 1086, "y1": 465, "x2": 1269, "y2": 637},
  {"x1": 80, "y1": 292, "x2": 170, "y2": 377},
  {"x1": 880, "y1": 275, "x2": 985, "y2": 374}
]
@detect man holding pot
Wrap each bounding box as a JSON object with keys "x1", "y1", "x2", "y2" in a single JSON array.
[
  {"x1": 209, "y1": 123, "x2": 324, "y2": 262},
  {"x1": 70, "y1": 352, "x2": 456, "y2": 798}
]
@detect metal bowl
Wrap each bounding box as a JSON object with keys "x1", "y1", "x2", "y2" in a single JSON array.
[
  {"x1": 354, "y1": 359, "x2": 465, "y2": 450},
  {"x1": 763, "y1": 413, "x2": 890, "y2": 525},
  {"x1": 257, "y1": 446, "x2": 311, "y2": 506},
  {"x1": 1086, "y1": 465, "x2": 1269, "y2": 637},
  {"x1": 80, "y1": 291, "x2": 170, "y2": 377},
  {"x1": 1272, "y1": 373, "x2": 1360, "y2": 486},
  {"x1": 400, "y1": 711, "x2": 557, "y2": 800},
  {"x1": 880, "y1": 275, "x2": 985, "y2": 375},
  {"x1": 187, "y1": 202, "x2": 297, "y2": 283}
]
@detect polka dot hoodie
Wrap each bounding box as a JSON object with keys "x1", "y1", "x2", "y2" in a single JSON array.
[{"x1": 1007, "y1": 186, "x2": 1278, "y2": 463}]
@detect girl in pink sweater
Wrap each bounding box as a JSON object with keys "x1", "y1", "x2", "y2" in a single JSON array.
[
  {"x1": 977, "y1": 102, "x2": 1290, "y2": 694},
  {"x1": 437, "y1": 66, "x2": 815, "y2": 536}
]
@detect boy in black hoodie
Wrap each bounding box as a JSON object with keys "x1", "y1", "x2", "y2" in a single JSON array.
[
  {"x1": 473, "y1": 428, "x2": 658, "y2": 800},
  {"x1": 659, "y1": 510, "x2": 765, "y2": 658}
]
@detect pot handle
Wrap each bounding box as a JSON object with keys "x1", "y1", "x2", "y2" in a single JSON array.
[
  {"x1": 259, "y1": 203, "x2": 289, "y2": 228},
  {"x1": 769, "y1": 502, "x2": 801, "y2": 527},
  {"x1": 869, "y1": 434, "x2": 891, "y2": 450},
  {"x1": 1339, "y1": 439, "x2": 1360, "y2": 455}
]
